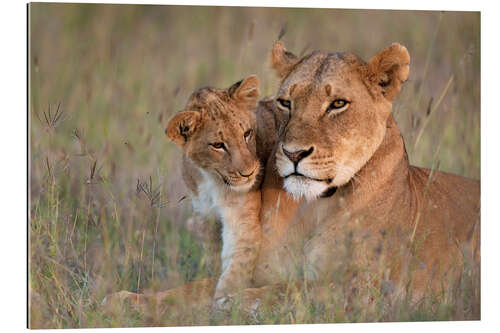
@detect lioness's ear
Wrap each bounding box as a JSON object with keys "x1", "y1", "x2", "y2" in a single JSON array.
[
  {"x1": 228, "y1": 75, "x2": 260, "y2": 108},
  {"x1": 364, "y1": 43, "x2": 410, "y2": 101},
  {"x1": 166, "y1": 111, "x2": 201, "y2": 147},
  {"x1": 271, "y1": 41, "x2": 299, "y2": 79}
]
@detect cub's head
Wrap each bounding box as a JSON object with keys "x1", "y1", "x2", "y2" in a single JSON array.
[
  {"x1": 166, "y1": 76, "x2": 261, "y2": 192},
  {"x1": 271, "y1": 41, "x2": 410, "y2": 201}
]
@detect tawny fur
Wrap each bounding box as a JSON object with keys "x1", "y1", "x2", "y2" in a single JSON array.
[
  {"x1": 164, "y1": 76, "x2": 276, "y2": 303},
  {"x1": 104, "y1": 42, "x2": 479, "y2": 315},
  {"x1": 254, "y1": 41, "x2": 479, "y2": 299}
]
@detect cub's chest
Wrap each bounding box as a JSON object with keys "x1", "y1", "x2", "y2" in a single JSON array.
[
  {"x1": 191, "y1": 175, "x2": 243, "y2": 219},
  {"x1": 191, "y1": 176, "x2": 220, "y2": 216}
]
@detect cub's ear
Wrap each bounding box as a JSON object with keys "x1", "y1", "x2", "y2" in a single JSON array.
[
  {"x1": 166, "y1": 111, "x2": 201, "y2": 147},
  {"x1": 228, "y1": 75, "x2": 260, "y2": 108},
  {"x1": 271, "y1": 41, "x2": 299, "y2": 79},
  {"x1": 363, "y1": 43, "x2": 410, "y2": 101}
]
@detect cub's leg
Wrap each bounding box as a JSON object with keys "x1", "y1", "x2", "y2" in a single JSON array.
[
  {"x1": 102, "y1": 278, "x2": 280, "y2": 318},
  {"x1": 213, "y1": 190, "x2": 262, "y2": 304},
  {"x1": 102, "y1": 278, "x2": 273, "y2": 319},
  {"x1": 102, "y1": 279, "x2": 334, "y2": 318},
  {"x1": 102, "y1": 278, "x2": 218, "y2": 319}
]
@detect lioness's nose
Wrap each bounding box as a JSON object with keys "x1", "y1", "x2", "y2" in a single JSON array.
[{"x1": 282, "y1": 146, "x2": 314, "y2": 165}]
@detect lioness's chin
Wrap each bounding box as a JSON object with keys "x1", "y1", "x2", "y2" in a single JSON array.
[{"x1": 283, "y1": 176, "x2": 330, "y2": 202}]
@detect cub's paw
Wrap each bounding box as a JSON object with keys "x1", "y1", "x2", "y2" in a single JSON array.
[
  {"x1": 211, "y1": 293, "x2": 263, "y2": 322},
  {"x1": 212, "y1": 295, "x2": 234, "y2": 313}
]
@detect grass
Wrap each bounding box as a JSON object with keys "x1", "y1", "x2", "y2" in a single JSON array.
[{"x1": 28, "y1": 3, "x2": 480, "y2": 328}]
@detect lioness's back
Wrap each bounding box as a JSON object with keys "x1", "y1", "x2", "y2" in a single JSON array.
[{"x1": 409, "y1": 166, "x2": 480, "y2": 256}]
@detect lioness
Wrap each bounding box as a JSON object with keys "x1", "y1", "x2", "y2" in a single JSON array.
[
  {"x1": 251, "y1": 41, "x2": 480, "y2": 300},
  {"x1": 166, "y1": 76, "x2": 276, "y2": 304},
  {"x1": 104, "y1": 42, "x2": 479, "y2": 316}
]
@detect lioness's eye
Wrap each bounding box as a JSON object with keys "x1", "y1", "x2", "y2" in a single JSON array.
[
  {"x1": 210, "y1": 142, "x2": 226, "y2": 151},
  {"x1": 277, "y1": 98, "x2": 291, "y2": 110},
  {"x1": 244, "y1": 129, "x2": 253, "y2": 142},
  {"x1": 327, "y1": 99, "x2": 349, "y2": 113}
]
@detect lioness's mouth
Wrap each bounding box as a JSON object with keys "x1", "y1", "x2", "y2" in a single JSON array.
[
  {"x1": 284, "y1": 172, "x2": 333, "y2": 184},
  {"x1": 320, "y1": 186, "x2": 337, "y2": 198}
]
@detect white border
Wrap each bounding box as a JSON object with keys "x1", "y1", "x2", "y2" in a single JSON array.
[{"x1": 1, "y1": 0, "x2": 499, "y2": 332}]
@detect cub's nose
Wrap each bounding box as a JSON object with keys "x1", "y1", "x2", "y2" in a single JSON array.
[
  {"x1": 282, "y1": 146, "x2": 314, "y2": 165},
  {"x1": 238, "y1": 167, "x2": 256, "y2": 178}
]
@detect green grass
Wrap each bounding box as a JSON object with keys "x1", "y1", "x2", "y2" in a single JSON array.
[{"x1": 29, "y1": 3, "x2": 480, "y2": 328}]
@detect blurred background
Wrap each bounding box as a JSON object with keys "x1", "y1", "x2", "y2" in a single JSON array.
[{"x1": 29, "y1": 3, "x2": 480, "y2": 328}]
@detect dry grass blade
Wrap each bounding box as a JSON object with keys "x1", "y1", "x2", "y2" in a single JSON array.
[
  {"x1": 32, "y1": 106, "x2": 43, "y2": 125},
  {"x1": 41, "y1": 102, "x2": 67, "y2": 131},
  {"x1": 43, "y1": 103, "x2": 50, "y2": 126},
  {"x1": 53, "y1": 102, "x2": 65, "y2": 124},
  {"x1": 426, "y1": 97, "x2": 434, "y2": 116},
  {"x1": 136, "y1": 177, "x2": 168, "y2": 208},
  {"x1": 73, "y1": 127, "x2": 82, "y2": 141},
  {"x1": 410, "y1": 139, "x2": 443, "y2": 243},
  {"x1": 299, "y1": 43, "x2": 311, "y2": 57},
  {"x1": 73, "y1": 128, "x2": 91, "y2": 157},
  {"x1": 414, "y1": 12, "x2": 443, "y2": 112},
  {"x1": 278, "y1": 23, "x2": 287, "y2": 40},
  {"x1": 90, "y1": 160, "x2": 97, "y2": 180},
  {"x1": 413, "y1": 75, "x2": 454, "y2": 150},
  {"x1": 45, "y1": 156, "x2": 52, "y2": 180},
  {"x1": 85, "y1": 159, "x2": 102, "y2": 184}
]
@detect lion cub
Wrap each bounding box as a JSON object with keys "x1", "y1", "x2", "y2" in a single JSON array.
[{"x1": 166, "y1": 76, "x2": 266, "y2": 306}]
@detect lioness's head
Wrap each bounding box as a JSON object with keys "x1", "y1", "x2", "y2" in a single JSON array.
[
  {"x1": 271, "y1": 41, "x2": 410, "y2": 201},
  {"x1": 166, "y1": 76, "x2": 261, "y2": 192}
]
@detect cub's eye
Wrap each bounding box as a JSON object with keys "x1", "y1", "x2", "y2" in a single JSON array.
[
  {"x1": 327, "y1": 99, "x2": 349, "y2": 113},
  {"x1": 244, "y1": 129, "x2": 253, "y2": 142},
  {"x1": 277, "y1": 98, "x2": 291, "y2": 110},
  {"x1": 210, "y1": 142, "x2": 226, "y2": 151}
]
